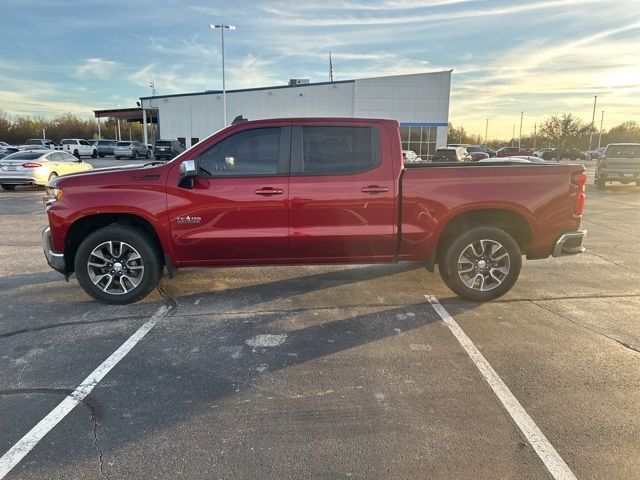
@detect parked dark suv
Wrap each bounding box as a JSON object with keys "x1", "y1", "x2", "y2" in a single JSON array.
[{"x1": 154, "y1": 139, "x2": 185, "y2": 160}]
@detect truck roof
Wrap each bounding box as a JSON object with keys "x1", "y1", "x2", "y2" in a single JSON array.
[{"x1": 229, "y1": 117, "x2": 399, "y2": 126}]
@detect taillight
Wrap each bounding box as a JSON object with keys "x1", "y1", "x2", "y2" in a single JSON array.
[
  {"x1": 571, "y1": 171, "x2": 587, "y2": 216},
  {"x1": 21, "y1": 162, "x2": 42, "y2": 168}
]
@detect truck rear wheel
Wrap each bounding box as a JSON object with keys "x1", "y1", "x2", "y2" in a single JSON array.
[
  {"x1": 1, "y1": 184, "x2": 16, "y2": 191},
  {"x1": 439, "y1": 226, "x2": 521, "y2": 302},
  {"x1": 74, "y1": 225, "x2": 162, "y2": 305}
]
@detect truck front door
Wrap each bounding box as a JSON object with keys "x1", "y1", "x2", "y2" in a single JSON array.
[{"x1": 167, "y1": 126, "x2": 291, "y2": 263}]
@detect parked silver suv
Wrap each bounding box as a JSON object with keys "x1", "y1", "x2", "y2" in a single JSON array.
[{"x1": 114, "y1": 141, "x2": 150, "y2": 160}]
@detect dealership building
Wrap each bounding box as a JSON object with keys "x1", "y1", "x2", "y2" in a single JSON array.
[{"x1": 137, "y1": 70, "x2": 451, "y2": 158}]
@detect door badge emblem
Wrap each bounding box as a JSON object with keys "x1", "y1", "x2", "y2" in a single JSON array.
[{"x1": 176, "y1": 215, "x2": 202, "y2": 224}]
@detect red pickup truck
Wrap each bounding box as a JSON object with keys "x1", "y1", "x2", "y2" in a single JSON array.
[{"x1": 43, "y1": 118, "x2": 587, "y2": 305}]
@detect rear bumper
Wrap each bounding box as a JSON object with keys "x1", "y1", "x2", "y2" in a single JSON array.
[
  {"x1": 552, "y1": 230, "x2": 587, "y2": 257},
  {"x1": 0, "y1": 175, "x2": 38, "y2": 185},
  {"x1": 42, "y1": 226, "x2": 66, "y2": 273}
]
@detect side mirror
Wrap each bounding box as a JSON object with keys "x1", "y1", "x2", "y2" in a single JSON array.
[
  {"x1": 179, "y1": 159, "x2": 198, "y2": 189},
  {"x1": 179, "y1": 159, "x2": 198, "y2": 177}
]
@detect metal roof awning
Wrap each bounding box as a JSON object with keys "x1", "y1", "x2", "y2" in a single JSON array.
[{"x1": 93, "y1": 108, "x2": 158, "y2": 123}]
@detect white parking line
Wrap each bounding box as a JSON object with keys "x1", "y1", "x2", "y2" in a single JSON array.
[
  {"x1": 0, "y1": 305, "x2": 169, "y2": 479},
  {"x1": 426, "y1": 295, "x2": 577, "y2": 480}
]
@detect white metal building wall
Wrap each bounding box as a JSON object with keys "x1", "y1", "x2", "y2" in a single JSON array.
[{"x1": 141, "y1": 71, "x2": 451, "y2": 148}]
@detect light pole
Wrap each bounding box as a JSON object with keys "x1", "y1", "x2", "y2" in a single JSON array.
[
  {"x1": 598, "y1": 110, "x2": 604, "y2": 149},
  {"x1": 588, "y1": 95, "x2": 598, "y2": 152},
  {"x1": 484, "y1": 118, "x2": 488, "y2": 144},
  {"x1": 209, "y1": 23, "x2": 236, "y2": 127},
  {"x1": 518, "y1": 111, "x2": 523, "y2": 149}
]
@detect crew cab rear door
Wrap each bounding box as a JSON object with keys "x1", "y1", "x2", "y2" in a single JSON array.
[
  {"x1": 288, "y1": 122, "x2": 397, "y2": 260},
  {"x1": 167, "y1": 126, "x2": 291, "y2": 263}
]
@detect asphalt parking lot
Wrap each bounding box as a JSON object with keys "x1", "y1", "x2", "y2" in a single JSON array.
[{"x1": 0, "y1": 159, "x2": 638, "y2": 479}]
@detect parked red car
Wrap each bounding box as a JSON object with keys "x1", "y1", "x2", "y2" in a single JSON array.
[
  {"x1": 43, "y1": 118, "x2": 587, "y2": 304},
  {"x1": 465, "y1": 146, "x2": 490, "y2": 161}
]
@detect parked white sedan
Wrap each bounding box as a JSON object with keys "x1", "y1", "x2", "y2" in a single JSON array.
[{"x1": 0, "y1": 150, "x2": 92, "y2": 190}]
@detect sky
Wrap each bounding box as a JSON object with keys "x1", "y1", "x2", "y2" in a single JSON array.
[{"x1": 1, "y1": 0, "x2": 639, "y2": 140}]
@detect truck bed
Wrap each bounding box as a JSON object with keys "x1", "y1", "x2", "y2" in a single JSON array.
[{"x1": 399, "y1": 162, "x2": 584, "y2": 260}]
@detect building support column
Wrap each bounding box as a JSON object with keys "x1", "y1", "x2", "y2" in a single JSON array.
[
  {"x1": 97, "y1": 117, "x2": 101, "y2": 139},
  {"x1": 142, "y1": 109, "x2": 148, "y2": 145}
]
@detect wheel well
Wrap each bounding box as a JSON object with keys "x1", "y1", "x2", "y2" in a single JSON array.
[
  {"x1": 435, "y1": 209, "x2": 532, "y2": 264},
  {"x1": 64, "y1": 214, "x2": 164, "y2": 273}
]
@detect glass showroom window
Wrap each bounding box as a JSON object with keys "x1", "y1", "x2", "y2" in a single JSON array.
[{"x1": 399, "y1": 126, "x2": 437, "y2": 160}]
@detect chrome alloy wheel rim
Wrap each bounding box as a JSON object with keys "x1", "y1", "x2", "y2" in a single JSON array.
[
  {"x1": 87, "y1": 241, "x2": 144, "y2": 295},
  {"x1": 457, "y1": 239, "x2": 510, "y2": 291}
]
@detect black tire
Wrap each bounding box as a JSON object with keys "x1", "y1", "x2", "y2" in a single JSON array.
[
  {"x1": 91, "y1": 150, "x2": 98, "y2": 158},
  {"x1": 99, "y1": 154, "x2": 105, "y2": 158},
  {"x1": 439, "y1": 226, "x2": 522, "y2": 302},
  {"x1": 1, "y1": 184, "x2": 16, "y2": 191},
  {"x1": 132, "y1": 151, "x2": 138, "y2": 160},
  {"x1": 145, "y1": 150, "x2": 150, "y2": 159},
  {"x1": 74, "y1": 225, "x2": 162, "y2": 305},
  {"x1": 73, "y1": 150, "x2": 80, "y2": 159},
  {"x1": 115, "y1": 156, "x2": 121, "y2": 160}
]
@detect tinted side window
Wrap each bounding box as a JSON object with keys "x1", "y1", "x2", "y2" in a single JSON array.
[
  {"x1": 197, "y1": 127, "x2": 282, "y2": 177},
  {"x1": 298, "y1": 126, "x2": 379, "y2": 175}
]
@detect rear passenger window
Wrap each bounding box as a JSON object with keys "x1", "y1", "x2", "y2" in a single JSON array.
[
  {"x1": 298, "y1": 126, "x2": 380, "y2": 174},
  {"x1": 197, "y1": 127, "x2": 282, "y2": 176}
]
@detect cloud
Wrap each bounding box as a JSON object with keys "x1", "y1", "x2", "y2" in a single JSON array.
[
  {"x1": 76, "y1": 58, "x2": 120, "y2": 79},
  {"x1": 259, "y1": 0, "x2": 601, "y2": 26}
]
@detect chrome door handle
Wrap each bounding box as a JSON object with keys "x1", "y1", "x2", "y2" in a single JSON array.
[
  {"x1": 255, "y1": 187, "x2": 284, "y2": 196},
  {"x1": 361, "y1": 185, "x2": 389, "y2": 194}
]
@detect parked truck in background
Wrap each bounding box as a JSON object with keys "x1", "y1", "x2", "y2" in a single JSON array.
[
  {"x1": 43, "y1": 118, "x2": 587, "y2": 305},
  {"x1": 24, "y1": 139, "x2": 62, "y2": 150},
  {"x1": 595, "y1": 143, "x2": 640, "y2": 189},
  {"x1": 60, "y1": 139, "x2": 98, "y2": 159}
]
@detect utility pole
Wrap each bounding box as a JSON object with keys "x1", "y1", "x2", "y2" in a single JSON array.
[
  {"x1": 598, "y1": 110, "x2": 604, "y2": 149},
  {"x1": 518, "y1": 111, "x2": 523, "y2": 149},
  {"x1": 588, "y1": 95, "x2": 598, "y2": 152},
  {"x1": 484, "y1": 118, "x2": 488, "y2": 144},
  {"x1": 512, "y1": 124, "x2": 515, "y2": 146},
  {"x1": 329, "y1": 51, "x2": 334, "y2": 82},
  {"x1": 533, "y1": 123, "x2": 537, "y2": 150}
]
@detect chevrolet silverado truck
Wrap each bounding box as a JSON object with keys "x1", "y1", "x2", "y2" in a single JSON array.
[{"x1": 43, "y1": 118, "x2": 587, "y2": 305}]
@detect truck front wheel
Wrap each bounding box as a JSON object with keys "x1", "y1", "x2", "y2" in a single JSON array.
[
  {"x1": 74, "y1": 225, "x2": 162, "y2": 305},
  {"x1": 439, "y1": 226, "x2": 521, "y2": 302}
]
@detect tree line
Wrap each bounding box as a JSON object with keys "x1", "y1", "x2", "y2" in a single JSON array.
[
  {"x1": 0, "y1": 111, "x2": 147, "y2": 145},
  {"x1": 449, "y1": 113, "x2": 640, "y2": 150}
]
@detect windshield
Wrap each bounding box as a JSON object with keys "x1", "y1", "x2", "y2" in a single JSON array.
[
  {"x1": 156, "y1": 141, "x2": 172, "y2": 147},
  {"x1": 116, "y1": 142, "x2": 131, "y2": 146},
  {"x1": 466, "y1": 146, "x2": 482, "y2": 152},
  {"x1": 61, "y1": 140, "x2": 76, "y2": 145},
  {"x1": 24, "y1": 139, "x2": 42, "y2": 145},
  {"x1": 605, "y1": 145, "x2": 640, "y2": 158}
]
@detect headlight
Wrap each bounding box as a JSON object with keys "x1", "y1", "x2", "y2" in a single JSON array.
[{"x1": 43, "y1": 186, "x2": 63, "y2": 205}]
